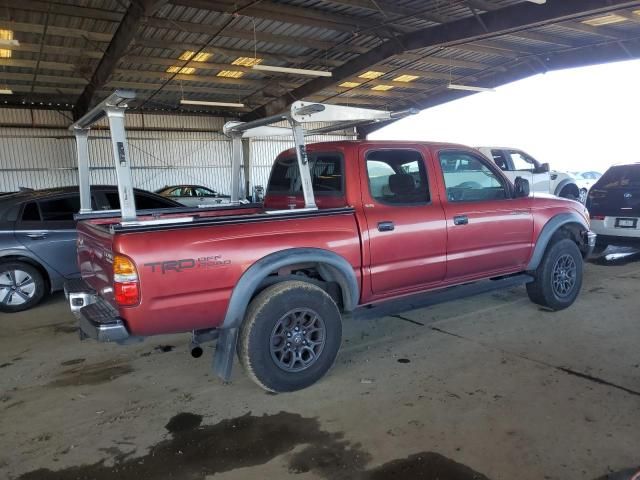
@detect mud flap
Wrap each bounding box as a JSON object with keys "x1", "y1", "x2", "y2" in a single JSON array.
[{"x1": 213, "y1": 327, "x2": 238, "y2": 382}]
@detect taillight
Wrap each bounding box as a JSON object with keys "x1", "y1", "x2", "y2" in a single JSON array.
[
  {"x1": 590, "y1": 214, "x2": 605, "y2": 220},
  {"x1": 113, "y1": 254, "x2": 140, "y2": 306}
]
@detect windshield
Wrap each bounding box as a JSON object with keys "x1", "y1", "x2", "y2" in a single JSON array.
[{"x1": 598, "y1": 165, "x2": 640, "y2": 188}]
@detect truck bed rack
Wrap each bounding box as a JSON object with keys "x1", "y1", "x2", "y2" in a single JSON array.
[{"x1": 70, "y1": 91, "x2": 417, "y2": 228}]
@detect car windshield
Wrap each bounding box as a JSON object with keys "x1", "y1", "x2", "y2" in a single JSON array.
[{"x1": 598, "y1": 165, "x2": 640, "y2": 188}]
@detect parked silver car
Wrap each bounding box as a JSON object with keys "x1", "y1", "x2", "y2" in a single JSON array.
[
  {"x1": 155, "y1": 185, "x2": 231, "y2": 207},
  {"x1": 0, "y1": 186, "x2": 180, "y2": 312}
]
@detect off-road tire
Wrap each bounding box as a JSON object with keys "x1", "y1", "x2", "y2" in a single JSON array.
[
  {"x1": 238, "y1": 280, "x2": 342, "y2": 392},
  {"x1": 0, "y1": 261, "x2": 46, "y2": 313},
  {"x1": 526, "y1": 238, "x2": 583, "y2": 311}
]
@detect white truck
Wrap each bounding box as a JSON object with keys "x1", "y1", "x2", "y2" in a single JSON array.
[{"x1": 477, "y1": 147, "x2": 582, "y2": 202}]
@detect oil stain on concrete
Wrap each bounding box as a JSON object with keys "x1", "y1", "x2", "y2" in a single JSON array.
[
  {"x1": 17, "y1": 411, "x2": 492, "y2": 480},
  {"x1": 47, "y1": 360, "x2": 133, "y2": 387}
]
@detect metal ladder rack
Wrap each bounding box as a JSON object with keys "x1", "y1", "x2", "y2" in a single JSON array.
[
  {"x1": 223, "y1": 101, "x2": 417, "y2": 210},
  {"x1": 70, "y1": 91, "x2": 417, "y2": 224}
]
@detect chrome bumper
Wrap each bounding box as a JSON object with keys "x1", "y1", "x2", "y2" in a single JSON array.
[{"x1": 64, "y1": 280, "x2": 132, "y2": 343}]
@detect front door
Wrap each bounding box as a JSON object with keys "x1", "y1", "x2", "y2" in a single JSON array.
[
  {"x1": 438, "y1": 150, "x2": 533, "y2": 280},
  {"x1": 361, "y1": 146, "x2": 447, "y2": 295}
]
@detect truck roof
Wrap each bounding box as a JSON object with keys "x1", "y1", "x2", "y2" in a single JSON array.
[{"x1": 280, "y1": 139, "x2": 476, "y2": 155}]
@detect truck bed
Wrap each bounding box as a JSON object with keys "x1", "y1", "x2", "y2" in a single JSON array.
[{"x1": 77, "y1": 205, "x2": 361, "y2": 336}]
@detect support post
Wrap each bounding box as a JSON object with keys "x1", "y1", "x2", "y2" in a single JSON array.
[
  {"x1": 105, "y1": 108, "x2": 137, "y2": 221},
  {"x1": 242, "y1": 138, "x2": 251, "y2": 201},
  {"x1": 230, "y1": 136, "x2": 243, "y2": 203},
  {"x1": 73, "y1": 128, "x2": 92, "y2": 213},
  {"x1": 290, "y1": 121, "x2": 316, "y2": 209}
]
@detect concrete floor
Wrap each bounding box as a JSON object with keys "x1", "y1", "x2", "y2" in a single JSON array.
[{"x1": 1, "y1": 251, "x2": 640, "y2": 480}]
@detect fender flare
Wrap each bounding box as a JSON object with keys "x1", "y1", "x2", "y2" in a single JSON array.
[
  {"x1": 554, "y1": 178, "x2": 578, "y2": 197},
  {"x1": 527, "y1": 213, "x2": 589, "y2": 270},
  {"x1": 221, "y1": 247, "x2": 359, "y2": 330}
]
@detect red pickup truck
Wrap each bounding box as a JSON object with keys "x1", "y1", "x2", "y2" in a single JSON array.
[{"x1": 66, "y1": 139, "x2": 595, "y2": 392}]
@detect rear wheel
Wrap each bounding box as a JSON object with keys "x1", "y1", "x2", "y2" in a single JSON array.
[
  {"x1": 526, "y1": 238, "x2": 583, "y2": 311},
  {"x1": 238, "y1": 280, "x2": 342, "y2": 392},
  {"x1": 0, "y1": 262, "x2": 46, "y2": 313}
]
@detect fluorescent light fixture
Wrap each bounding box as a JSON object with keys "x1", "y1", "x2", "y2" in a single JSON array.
[
  {"x1": 448, "y1": 83, "x2": 495, "y2": 92},
  {"x1": 166, "y1": 66, "x2": 196, "y2": 74},
  {"x1": 217, "y1": 70, "x2": 244, "y2": 78},
  {"x1": 526, "y1": 0, "x2": 546, "y2": 4},
  {"x1": 181, "y1": 99, "x2": 245, "y2": 108},
  {"x1": 339, "y1": 82, "x2": 361, "y2": 88},
  {"x1": 0, "y1": 89, "x2": 13, "y2": 95},
  {"x1": 252, "y1": 64, "x2": 332, "y2": 77},
  {"x1": 232, "y1": 56, "x2": 262, "y2": 67},
  {"x1": 179, "y1": 51, "x2": 212, "y2": 62},
  {"x1": 394, "y1": 74, "x2": 419, "y2": 83},
  {"x1": 359, "y1": 70, "x2": 385, "y2": 79},
  {"x1": 583, "y1": 14, "x2": 627, "y2": 26},
  {"x1": 634, "y1": 9, "x2": 640, "y2": 16},
  {"x1": 371, "y1": 85, "x2": 394, "y2": 91},
  {"x1": 0, "y1": 29, "x2": 15, "y2": 58}
]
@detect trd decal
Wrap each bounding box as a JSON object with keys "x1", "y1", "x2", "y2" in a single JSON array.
[{"x1": 144, "y1": 256, "x2": 231, "y2": 274}]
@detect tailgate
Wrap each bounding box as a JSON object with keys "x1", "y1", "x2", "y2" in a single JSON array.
[{"x1": 77, "y1": 221, "x2": 117, "y2": 307}]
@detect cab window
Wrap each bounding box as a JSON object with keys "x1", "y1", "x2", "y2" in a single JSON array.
[
  {"x1": 267, "y1": 153, "x2": 343, "y2": 195},
  {"x1": 440, "y1": 151, "x2": 508, "y2": 202},
  {"x1": 365, "y1": 149, "x2": 429, "y2": 205}
]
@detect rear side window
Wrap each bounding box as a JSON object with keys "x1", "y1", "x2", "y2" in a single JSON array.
[
  {"x1": 21, "y1": 202, "x2": 41, "y2": 221},
  {"x1": 267, "y1": 153, "x2": 343, "y2": 195},
  {"x1": 365, "y1": 149, "x2": 429, "y2": 205},
  {"x1": 440, "y1": 151, "x2": 507, "y2": 202},
  {"x1": 599, "y1": 165, "x2": 640, "y2": 188},
  {"x1": 38, "y1": 196, "x2": 80, "y2": 221}
]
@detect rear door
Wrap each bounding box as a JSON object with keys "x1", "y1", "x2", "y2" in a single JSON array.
[
  {"x1": 14, "y1": 195, "x2": 80, "y2": 277},
  {"x1": 360, "y1": 146, "x2": 447, "y2": 295},
  {"x1": 438, "y1": 150, "x2": 533, "y2": 280}
]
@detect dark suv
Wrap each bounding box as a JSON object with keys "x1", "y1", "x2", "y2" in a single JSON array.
[{"x1": 0, "y1": 186, "x2": 180, "y2": 312}]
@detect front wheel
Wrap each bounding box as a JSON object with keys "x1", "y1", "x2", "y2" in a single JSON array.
[
  {"x1": 238, "y1": 280, "x2": 342, "y2": 392},
  {"x1": 526, "y1": 238, "x2": 583, "y2": 311}
]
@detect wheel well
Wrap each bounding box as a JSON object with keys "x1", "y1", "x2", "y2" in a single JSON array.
[
  {"x1": 254, "y1": 262, "x2": 347, "y2": 311},
  {"x1": 559, "y1": 183, "x2": 580, "y2": 198},
  {"x1": 0, "y1": 255, "x2": 51, "y2": 292},
  {"x1": 551, "y1": 223, "x2": 586, "y2": 255}
]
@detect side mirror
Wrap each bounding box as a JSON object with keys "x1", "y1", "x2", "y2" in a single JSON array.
[
  {"x1": 535, "y1": 162, "x2": 550, "y2": 174},
  {"x1": 514, "y1": 177, "x2": 530, "y2": 198}
]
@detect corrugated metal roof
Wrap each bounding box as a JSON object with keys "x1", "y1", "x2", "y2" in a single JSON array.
[{"x1": 1, "y1": 0, "x2": 639, "y2": 120}]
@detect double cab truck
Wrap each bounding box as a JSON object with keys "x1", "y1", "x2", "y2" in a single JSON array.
[{"x1": 66, "y1": 95, "x2": 596, "y2": 392}]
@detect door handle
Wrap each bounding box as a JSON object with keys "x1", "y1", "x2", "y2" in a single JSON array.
[
  {"x1": 26, "y1": 233, "x2": 47, "y2": 240},
  {"x1": 453, "y1": 215, "x2": 468, "y2": 226},
  {"x1": 377, "y1": 221, "x2": 395, "y2": 232}
]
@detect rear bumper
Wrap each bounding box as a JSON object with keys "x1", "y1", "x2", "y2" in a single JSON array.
[
  {"x1": 64, "y1": 279, "x2": 133, "y2": 344},
  {"x1": 591, "y1": 217, "x2": 640, "y2": 240}
]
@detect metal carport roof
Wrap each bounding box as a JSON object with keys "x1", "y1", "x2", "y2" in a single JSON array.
[{"x1": 0, "y1": 0, "x2": 639, "y2": 131}]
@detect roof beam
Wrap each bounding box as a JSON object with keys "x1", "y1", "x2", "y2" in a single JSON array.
[
  {"x1": 247, "y1": 0, "x2": 640, "y2": 119},
  {"x1": 73, "y1": 0, "x2": 169, "y2": 119}
]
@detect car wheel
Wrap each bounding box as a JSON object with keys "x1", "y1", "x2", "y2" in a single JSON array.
[
  {"x1": 526, "y1": 238, "x2": 583, "y2": 311},
  {"x1": 238, "y1": 280, "x2": 342, "y2": 392},
  {"x1": 0, "y1": 262, "x2": 46, "y2": 313},
  {"x1": 578, "y1": 188, "x2": 588, "y2": 203}
]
